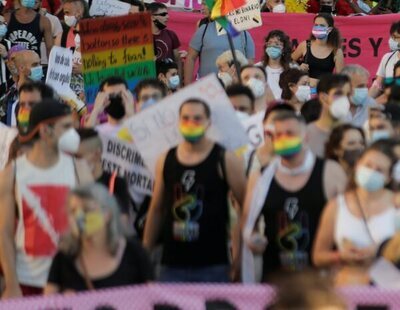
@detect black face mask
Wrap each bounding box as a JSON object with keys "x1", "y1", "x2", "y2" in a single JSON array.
[
  {"x1": 320, "y1": 4, "x2": 333, "y2": 13},
  {"x1": 105, "y1": 94, "x2": 125, "y2": 120},
  {"x1": 154, "y1": 19, "x2": 167, "y2": 30},
  {"x1": 342, "y1": 148, "x2": 363, "y2": 167}
]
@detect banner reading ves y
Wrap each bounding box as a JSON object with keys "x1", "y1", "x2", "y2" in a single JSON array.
[{"x1": 80, "y1": 13, "x2": 156, "y2": 104}]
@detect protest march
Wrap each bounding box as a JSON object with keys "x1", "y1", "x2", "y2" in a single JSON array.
[{"x1": 1, "y1": 0, "x2": 400, "y2": 308}]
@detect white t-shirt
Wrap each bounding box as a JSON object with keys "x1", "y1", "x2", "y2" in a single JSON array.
[
  {"x1": 376, "y1": 51, "x2": 400, "y2": 78},
  {"x1": 96, "y1": 123, "x2": 123, "y2": 138},
  {"x1": 265, "y1": 66, "x2": 283, "y2": 100}
]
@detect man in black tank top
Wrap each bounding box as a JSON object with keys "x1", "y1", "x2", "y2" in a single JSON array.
[
  {"x1": 244, "y1": 111, "x2": 347, "y2": 281},
  {"x1": 143, "y1": 98, "x2": 246, "y2": 283},
  {"x1": 4, "y1": 0, "x2": 53, "y2": 57}
]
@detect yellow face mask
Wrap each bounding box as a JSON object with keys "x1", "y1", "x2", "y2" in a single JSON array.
[{"x1": 75, "y1": 210, "x2": 105, "y2": 236}]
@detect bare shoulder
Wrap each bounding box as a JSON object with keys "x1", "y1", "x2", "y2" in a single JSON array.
[
  {"x1": 324, "y1": 159, "x2": 346, "y2": 178},
  {"x1": 0, "y1": 163, "x2": 15, "y2": 193}
]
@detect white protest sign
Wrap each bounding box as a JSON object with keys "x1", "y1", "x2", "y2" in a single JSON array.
[
  {"x1": 143, "y1": 0, "x2": 202, "y2": 11},
  {"x1": 90, "y1": 0, "x2": 131, "y2": 16},
  {"x1": 100, "y1": 135, "x2": 154, "y2": 197},
  {"x1": 46, "y1": 47, "x2": 73, "y2": 92},
  {"x1": 241, "y1": 111, "x2": 264, "y2": 149},
  {"x1": 217, "y1": 0, "x2": 262, "y2": 35},
  {"x1": 123, "y1": 74, "x2": 249, "y2": 175},
  {"x1": 0, "y1": 124, "x2": 18, "y2": 170}
]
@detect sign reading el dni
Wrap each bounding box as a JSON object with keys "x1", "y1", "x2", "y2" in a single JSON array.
[{"x1": 79, "y1": 13, "x2": 156, "y2": 104}]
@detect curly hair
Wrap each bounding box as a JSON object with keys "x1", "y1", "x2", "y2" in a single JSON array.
[{"x1": 263, "y1": 30, "x2": 292, "y2": 70}]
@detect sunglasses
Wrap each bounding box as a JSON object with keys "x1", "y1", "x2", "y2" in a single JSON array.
[{"x1": 153, "y1": 12, "x2": 168, "y2": 17}]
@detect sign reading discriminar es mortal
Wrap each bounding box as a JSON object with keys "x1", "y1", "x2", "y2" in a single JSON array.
[
  {"x1": 79, "y1": 13, "x2": 156, "y2": 104},
  {"x1": 217, "y1": 0, "x2": 262, "y2": 35}
]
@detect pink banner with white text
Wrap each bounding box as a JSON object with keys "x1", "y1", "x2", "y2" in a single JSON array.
[
  {"x1": 168, "y1": 12, "x2": 400, "y2": 78},
  {"x1": 1, "y1": 284, "x2": 400, "y2": 309}
]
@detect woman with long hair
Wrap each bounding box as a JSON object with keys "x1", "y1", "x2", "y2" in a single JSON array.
[
  {"x1": 292, "y1": 13, "x2": 344, "y2": 89},
  {"x1": 313, "y1": 140, "x2": 398, "y2": 286},
  {"x1": 45, "y1": 184, "x2": 153, "y2": 294},
  {"x1": 261, "y1": 30, "x2": 292, "y2": 100}
]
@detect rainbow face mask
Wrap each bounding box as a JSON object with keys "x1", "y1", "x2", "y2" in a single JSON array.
[
  {"x1": 17, "y1": 107, "x2": 30, "y2": 134},
  {"x1": 273, "y1": 135, "x2": 302, "y2": 158},
  {"x1": 179, "y1": 121, "x2": 206, "y2": 143}
]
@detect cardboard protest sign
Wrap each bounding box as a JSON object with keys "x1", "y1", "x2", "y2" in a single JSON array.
[
  {"x1": 46, "y1": 46, "x2": 73, "y2": 91},
  {"x1": 241, "y1": 111, "x2": 264, "y2": 149},
  {"x1": 100, "y1": 134, "x2": 154, "y2": 197},
  {"x1": 0, "y1": 124, "x2": 18, "y2": 170},
  {"x1": 89, "y1": 0, "x2": 131, "y2": 17},
  {"x1": 80, "y1": 13, "x2": 156, "y2": 104},
  {"x1": 123, "y1": 74, "x2": 249, "y2": 175}
]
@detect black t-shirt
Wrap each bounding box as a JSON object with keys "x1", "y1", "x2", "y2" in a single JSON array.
[
  {"x1": 47, "y1": 239, "x2": 153, "y2": 292},
  {"x1": 97, "y1": 171, "x2": 130, "y2": 215}
]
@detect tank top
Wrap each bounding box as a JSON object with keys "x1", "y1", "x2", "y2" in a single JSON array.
[
  {"x1": 14, "y1": 153, "x2": 76, "y2": 287},
  {"x1": 262, "y1": 158, "x2": 326, "y2": 276},
  {"x1": 305, "y1": 41, "x2": 335, "y2": 79},
  {"x1": 161, "y1": 144, "x2": 230, "y2": 267},
  {"x1": 6, "y1": 12, "x2": 42, "y2": 56},
  {"x1": 335, "y1": 195, "x2": 396, "y2": 251}
]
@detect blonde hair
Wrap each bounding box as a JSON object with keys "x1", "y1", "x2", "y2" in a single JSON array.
[
  {"x1": 59, "y1": 183, "x2": 125, "y2": 258},
  {"x1": 216, "y1": 50, "x2": 248, "y2": 68}
]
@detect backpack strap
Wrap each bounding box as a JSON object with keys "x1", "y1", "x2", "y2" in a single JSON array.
[
  {"x1": 385, "y1": 51, "x2": 397, "y2": 72},
  {"x1": 246, "y1": 149, "x2": 256, "y2": 177},
  {"x1": 304, "y1": 40, "x2": 311, "y2": 64},
  {"x1": 198, "y1": 22, "x2": 210, "y2": 64}
]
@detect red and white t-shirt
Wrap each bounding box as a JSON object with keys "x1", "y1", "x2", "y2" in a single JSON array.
[{"x1": 14, "y1": 153, "x2": 76, "y2": 287}]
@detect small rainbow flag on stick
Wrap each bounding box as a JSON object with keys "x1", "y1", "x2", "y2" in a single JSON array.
[{"x1": 205, "y1": 0, "x2": 246, "y2": 37}]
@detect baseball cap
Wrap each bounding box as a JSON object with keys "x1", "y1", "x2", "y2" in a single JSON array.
[{"x1": 19, "y1": 99, "x2": 72, "y2": 143}]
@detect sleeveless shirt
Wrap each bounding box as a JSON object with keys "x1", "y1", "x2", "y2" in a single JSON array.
[
  {"x1": 6, "y1": 12, "x2": 43, "y2": 56},
  {"x1": 14, "y1": 153, "x2": 76, "y2": 287},
  {"x1": 161, "y1": 144, "x2": 230, "y2": 267},
  {"x1": 305, "y1": 41, "x2": 335, "y2": 79},
  {"x1": 262, "y1": 158, "x2": 326, "y2": 276}
]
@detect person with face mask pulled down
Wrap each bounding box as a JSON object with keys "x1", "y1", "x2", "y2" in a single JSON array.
[
  {"x1": 4, "y1": 0, "x2": 53, "y2": 58},
  {"x1": 85, "y1": 77, "x2": 134, "y2": 138},
  {"x1": 0, "y1": 99, "x2": 93, "y2": 298},
  {"x1": 148, "y1": 3, "x2": 182, "y2": 78},
  {"x1": 242, "y1": 111, "x2": 347, "y2": 282},
  {"x1": 240, "y1": 65, "x2": 276, "y2": 113},
  {"x1": 307, "y1": 74, "x2": 352, "y2": 158},
  {"x1": 216, "y1": 49, "x2": 248, "y2": 88},
  {"x1": 45, "y1": 183, "x2": 153, "y2": 294},
  {"x1": 313, "y1": 140, "x2": 398, "y2": 286},
  {"x1": 144, "y1": 98, "x2": 246, "y2": 283}
]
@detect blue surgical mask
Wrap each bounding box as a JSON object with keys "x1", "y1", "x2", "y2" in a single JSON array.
[
  {"x1": 370, "y1": 129, "x2": 391, "y2": 143},
  {"x1": 21, "y1": 0, "x2": 36, "y2": 9},
  {"x1": 30, "y1": 65, "x2": 43, "y2": 81},
  {"x1": 265, "y1": 46, "x2": 282, "y2": 59},
  {"x1": 168, "y1": 75, "x2": 180, "y2": 90},
  {"x1": 355, "y1": 165, "x2": 386, "y2": 192},
  {"x1": 141, "y1": 98, "x2": 157, "y2": 110},
  {"x1": 352, "y1": 87, "x2": 368, "y2": 106},
  {"x1": 0, "y1": 24, "x2": 7, "y2": 37}
]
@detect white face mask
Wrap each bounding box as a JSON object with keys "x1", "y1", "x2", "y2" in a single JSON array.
[
  {"x1": 370, "y1": 129, "x2": 391, "y2": 143},
  {"x1": 218, "y1": 71, "x2": 233, "y2": 88},
  {"x1": 58, "y1": 128, "x2": 80, "y2": 154},
  {"x1": 329, "y1": 96, "x2": 350, "y2": 120},
  {"x1": 295, "y1": 85, "x2": 311, "y2": 103},
  {"x1": 389, "y1": 37, "x2": 400, "y2": 52},
  {"x1": 168, "y1": 75, "x2": 180, "y2": 90},
  {"x1": 272, "y1": 3, "x2": 286, "y2": 13},
  {"x1": 246, "y1": 78, "x2": 265, "y2": 98},
  {"x1": 64, "y1": 15, "x2": 78, "y2": 27}
]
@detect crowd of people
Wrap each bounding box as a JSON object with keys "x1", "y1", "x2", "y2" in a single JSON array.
[{"x1": 0, "y1": 0, "x2": 400, "y2": 305}]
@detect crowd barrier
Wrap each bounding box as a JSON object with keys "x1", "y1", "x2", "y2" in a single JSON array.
[
  {"x1": 0, "y1": 284, "x2": 399, "y2": 309},
  {"x1": 169, "y1": 12, "x2": 400, "y2": 81}
]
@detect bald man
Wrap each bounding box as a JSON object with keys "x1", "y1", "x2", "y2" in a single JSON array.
[{"x1": 2, "y1": 50, "x2": 42, "y2": 126}]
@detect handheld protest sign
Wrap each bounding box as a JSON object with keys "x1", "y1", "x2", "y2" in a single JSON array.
[
  {"x1": 89, "y1": 0, "x2": 131, "y2": 17},
  {"x1": 80, "y1": 13, "x2": 156, "y2": 104},
  {"x1": 123, "y1": 74, "x2": 249, "y2": 176}
]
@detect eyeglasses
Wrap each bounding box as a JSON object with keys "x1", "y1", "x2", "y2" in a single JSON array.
[{"x1": 153, "y1": 12, "x2": 168, "y2": 17}]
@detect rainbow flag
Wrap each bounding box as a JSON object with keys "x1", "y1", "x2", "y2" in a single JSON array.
[{"x1": 205, "y1": 0, "x2": 246, "y2": 36}]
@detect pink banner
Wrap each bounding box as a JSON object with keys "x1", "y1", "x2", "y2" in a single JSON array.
[
  {"x1": 169, "y1": 12, "x2": 400, "y2": 78},
  {"x1": 0, "y1": 284, "x2": 399, "y2": 309}
]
